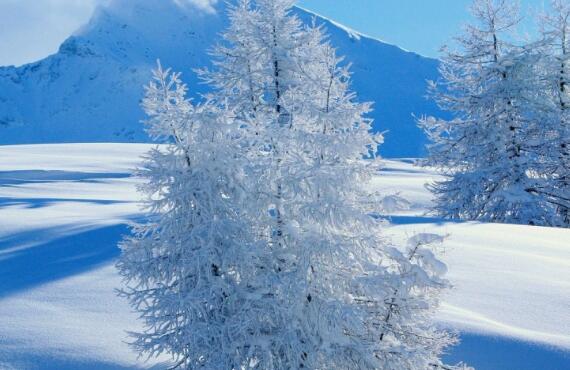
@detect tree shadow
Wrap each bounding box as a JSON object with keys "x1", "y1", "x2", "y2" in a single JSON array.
[
  {"x1": 0, "y1": 197, "x2": 132, "y2": 210},
  {"x1": 372, "y1": 213, "x2": 445, "y2": 225},
  {"x1": 0, "y1": 167, "x2": 142, "y2": 296},
  {"x1": 0, "y1": 351, "x2": 169, "y2": 370},
  {"x1": 0, "y1": 223, "x2": 132, "y2": 298},
  {"x1": 445, "y1": 332, "x2": 570, "y2": 370},
  {"x1": 379, "y1": 165, "x2": 427, "y2": 174},
  {"x1": 386, "y1": 215, "x2": 464, "y2": 226},
  {"x1": 0, "y1": 170, "x2": 131, "y2": 186}
]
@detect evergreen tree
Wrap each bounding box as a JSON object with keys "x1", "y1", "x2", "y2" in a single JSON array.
[
  {"x1": 420, "y1": 0, "x2": 559, "y2": 225},
  {"x1": 118, "y1": 64, "x2": 282, "y2": 369},
  {"x1": 535, "y1": 0, "x2": 570, "y2": 225},
  {"x1": 119, "y1": 1, "x2": 467, "y2": 369}
]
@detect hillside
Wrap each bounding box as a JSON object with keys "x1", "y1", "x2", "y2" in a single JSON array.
[
  {"x1": 0, "y1": 0, "x2": 442, "y2": 157},
  {"x1": 0, "y1": 144, "x2": 569, "y2": 369}
]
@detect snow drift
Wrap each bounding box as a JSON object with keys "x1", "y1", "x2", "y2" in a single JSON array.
[{"x1": 0, "y1": 144, "x2": 569, "y2": 370}]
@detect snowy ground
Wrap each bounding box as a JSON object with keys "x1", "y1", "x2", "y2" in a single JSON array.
[{"x1": 0, "y1": 144, "x2": 569, "y2": 370}]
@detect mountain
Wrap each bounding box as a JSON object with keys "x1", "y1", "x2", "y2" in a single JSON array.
[{"x1": 0, "y1": 0, "x2": 443, "y2": 157}]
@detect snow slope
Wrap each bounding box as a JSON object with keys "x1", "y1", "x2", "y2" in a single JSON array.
[
  {"x1": 0, "y1": 0, "x2": 442, "y2": 158},
  {"x1": 374, "y1": 162, "x2": 570, "y2": 342},
  {"x1": 0, "y1": 144, "x2": 569, "y2": 370}
]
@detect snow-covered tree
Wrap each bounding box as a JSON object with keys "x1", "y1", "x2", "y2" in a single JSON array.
[
  {"x1": 119, "y1": 1, "x2": 467, "y2": 369},
  {"x1": 420, "y1": 0, "x2": 560, "y2": 225},
  {"x1": 205, "y1": 1, "x2": 463, "y2": 369},
  {"x1": 117, "y1": 64, "x2": 282, "y2": 369},
  {"x1": 534, "y1": 0, "x2": 570, "y2": 225}
]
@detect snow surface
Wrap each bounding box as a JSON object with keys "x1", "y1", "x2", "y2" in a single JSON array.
[
  {"x1": 374, "y1": 161, "x2": 570, "y2": 346},
  {"x1": 0, "y1": 144, "x2": 569, "y2": 369},
  {"x1": 0, "y1": 0, "x2": 442, "y2": 157}
]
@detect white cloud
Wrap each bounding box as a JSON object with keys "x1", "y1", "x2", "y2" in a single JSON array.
[
  {"x1": 0, "y1": 0, "x2": 105, "y2": 66},
  {"x1": 174, "y1": 0, "x2": 219, "y2": 14},
  {"x1": 0, "y1": 0, "x2": 221, "y2": 67}
]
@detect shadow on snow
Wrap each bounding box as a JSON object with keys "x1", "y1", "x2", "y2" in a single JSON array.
[
  {"x1": 0, "y1": 223, "x2": 131, "y2": 298},
  {"x1": 0, "y1": 352, "x2": 169, "y2": 370},
  {"x1": 0, "y1": 197, "x2": 132, "y2": 209},
  {"x1": 386, "y1": 215, "x2": 454, "y2": 226},
  {"x1": 0, "y1": 170, "x2": 131, "y2": 186},
  {"x1": 445, "y1": 332, "x2": 570, "y2": 370}
]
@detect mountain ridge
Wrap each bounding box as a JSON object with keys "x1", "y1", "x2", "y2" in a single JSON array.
[{"x1": 0, "y1": 0, "x2": 443, "y2": 157}]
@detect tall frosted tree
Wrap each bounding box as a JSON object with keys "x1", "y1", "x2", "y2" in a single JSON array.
[
  {"x1": 420, "y1": 0, "x2": 559, "y2": 225},
  {"x1": 119, "y1": 1, "x2": 467, "y2": 369},
  {"x1": 117, "y1": 65, "x2": 282, "y2": 369},
  {"x1": 535, "y1": 0, "x2": 570, "y2": 225}
]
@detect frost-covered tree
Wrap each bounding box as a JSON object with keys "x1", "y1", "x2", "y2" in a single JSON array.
[
  {"x1": 420, "y1": 0, "x2": 560, "y2": 225},
  {"x1": 117, "y1": 64, "x2": 282, "y2": 369},
  {"x1": 534, "y1": 0, "x2": 570, "y2": 225},
  {"x1": 119, "y1": 1, "x2": 467, "y2": 369},
  {"x1": 203, "y1": 1, "x2": 463, "y2": 369}
]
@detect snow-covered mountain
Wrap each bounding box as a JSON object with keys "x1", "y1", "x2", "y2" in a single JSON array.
[{"x1": 0, "y1": 0, "x2": 442, "y2": 157}]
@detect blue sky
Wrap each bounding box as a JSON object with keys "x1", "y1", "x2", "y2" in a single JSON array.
[
  {"x1": 0, "y1": 0, "x2": 552, "y2": 66},
  {"x1": 298, "y1": 0, "x2": 550, "y2": 57}
]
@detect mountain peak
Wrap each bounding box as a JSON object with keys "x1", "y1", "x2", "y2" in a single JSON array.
[
  {"x1": 0, "y1": 1, "x2": 441, "y2": 157},
  {"x1": 95, "y1": 0, "x2": 221, "y2": 16}
]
